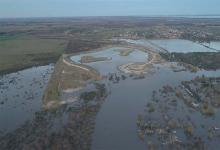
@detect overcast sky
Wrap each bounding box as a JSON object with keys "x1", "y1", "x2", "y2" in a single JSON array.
[{"x1": 0, "y1": 0, "x2": 220, "y2": 18}]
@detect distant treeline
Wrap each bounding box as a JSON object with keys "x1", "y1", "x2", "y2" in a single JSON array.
[{"x1": 160, "y1": 52, "x2": 220, "y2": 70}]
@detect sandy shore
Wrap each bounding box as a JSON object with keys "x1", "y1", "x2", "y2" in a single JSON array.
[{"x1": 118, "y1": 52, "x2": 163, "y2": 74}]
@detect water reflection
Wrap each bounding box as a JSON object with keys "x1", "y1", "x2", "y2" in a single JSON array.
[
  {"x1": 1, "y1": 41, "x2": 220, "y2": 149},
  {"x1": 0, "y1": 65, "x2": 54, "y2": 135},
  {"x1": 70, "y1": 47, "x2": 148, "y2": 75},
  {"x1": 122, "y1": 39, "x2": 219, "y2": 53},
  {"x1": 0, "y1": 81, "x2": 108, "y2": 150}
]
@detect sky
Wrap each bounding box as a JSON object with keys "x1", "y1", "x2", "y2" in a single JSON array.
[{"x1": 0, "y1": 0, "x2": 220, "y2": 18}]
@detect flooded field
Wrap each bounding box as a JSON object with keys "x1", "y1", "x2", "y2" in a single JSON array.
[
  {"x1": 91, "y1": 65, "x2": 220, "y2": 150},
  {"x1": 149, "y1": 39, "x2": 219, "y2": 53},
  {"x1": 1, "y1": 39, "x2": 220, "y2": 149},
  {"x1": 0, "y1": 65, "x2": 54, "y2": 135},
  {"x1": 122, "y1": 39, "x2": 219, "y2": 53},
  {"x1": 68, "y1": 42, "x2": 220, "y2": 149},
  {"x1": 203, "y1": 41, "x2": 220, "y2": 51}
]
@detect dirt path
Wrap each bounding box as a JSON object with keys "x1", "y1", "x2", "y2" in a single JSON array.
[
  {"x1": 147, "y1": 52, "x2": 157, "y2": 64},
  {"x1": 63, "y1": 57, "x2": 90, "y2": 72}
]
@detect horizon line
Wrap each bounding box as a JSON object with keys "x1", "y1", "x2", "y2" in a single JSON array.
[{"x1": 1, "y1": 14, "x2": 220, "y2": 20}]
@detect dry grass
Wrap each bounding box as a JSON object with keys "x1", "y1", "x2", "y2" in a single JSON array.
[{"x1": 43, "y1": 55, "x2": 100, "y2": 109}]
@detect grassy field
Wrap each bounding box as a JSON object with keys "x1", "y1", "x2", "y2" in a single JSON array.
[
  {"x1": 43, "y1": 56, "x2": 100, "y2": 109},
  {"x1": 0, "y1": 35, "x2": 67, "y2": 74}
]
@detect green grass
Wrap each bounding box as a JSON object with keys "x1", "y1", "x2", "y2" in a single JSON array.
[
  {"x1": 0, "y1": 35, "x2": 18, "y2": 41},
  {"x1": 119, "y1": 49, "x2": 133, "y2": 56},
  {"x1": 0, "y1": 35, "x2": 67, "y2": 74}
]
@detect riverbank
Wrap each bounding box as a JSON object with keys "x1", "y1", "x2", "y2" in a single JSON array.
[{"x1": 118, "y1": 51, "x2": 164, "y2": 74}]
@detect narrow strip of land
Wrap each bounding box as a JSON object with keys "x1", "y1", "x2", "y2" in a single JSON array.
[{"x1": 63, "y1": 57, "x2": 90, "y2": 72}]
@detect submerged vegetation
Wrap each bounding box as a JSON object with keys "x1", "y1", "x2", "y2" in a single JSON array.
[
  {"x1": 146, "y1": 102, "x2": 155, "y2": 113},
  {"x1": 0, "y1": 82, "x2": 107, "y2": 150},
  {"x1": 161, "y1": 52, "x2": 220, "y2": 70},
  {"x1": 80, "y1": 83, "x2": 107, "y2": 102},
  {"x1": 201, "y1": 104, "x2": 215, "y2": 116},
  {"x1": 137, "y1": 75, "x2": 220, "y2": 149},
  {"x1": 80, "y1": 91, "x2": 97, "y2": 101}
]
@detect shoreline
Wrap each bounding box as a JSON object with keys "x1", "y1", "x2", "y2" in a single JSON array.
[{"x1": 0, "y1": 61, "x2": 56, "y2": 76}]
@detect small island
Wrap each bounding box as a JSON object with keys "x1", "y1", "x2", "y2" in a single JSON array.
[
  {"x1": 80, "y1": 55, "x2": 111, "y2": 63},
  {"x1": 119, "y1": 49, "x2": 134, "y2": 56}
]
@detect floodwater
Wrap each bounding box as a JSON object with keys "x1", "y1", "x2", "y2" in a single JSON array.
[
  {"x1": 149, "y1": 39, "x2": 218, "y2": 53},
  {"x1": 0, "y1": 65, "x2": 54, "y2": 135},
  {"x1": 71, "y1": 43, "x2": 220, "y2": 149},
  {"x1": 70, "y1": 47, "x2": 148, "y2": 75},
  {"x1": 122, "y1": 39, "x2": 219, "y2": 53},
  {"x1": 203, "y1": 41, "x2": 220, "y2": 51},
  {"x1": 91, "y1": 64, "x2": 220, "y2": 150},
  {"x1": 1, "y1": 40, "x2": 220, "y2": 149}
]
